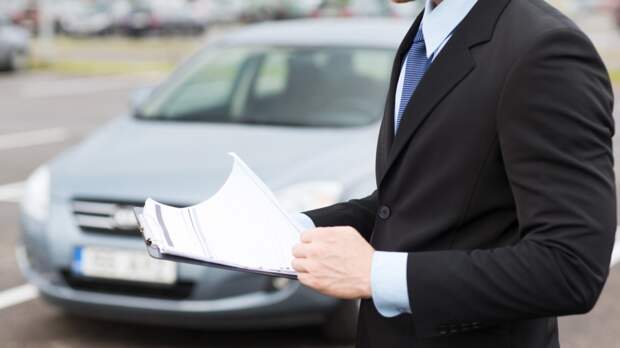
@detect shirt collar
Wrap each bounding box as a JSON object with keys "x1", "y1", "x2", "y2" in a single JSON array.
[{"x1": 421, "y1": 0, "x2": 479, "y2": 59}]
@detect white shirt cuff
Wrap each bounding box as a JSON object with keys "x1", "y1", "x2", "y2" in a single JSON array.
[
  {"x1": 294, "y1": 213, "x2": 316, "y2": 231},
  {"x1": 371, "y1": 251, "x2": 412, "y2": 317}
]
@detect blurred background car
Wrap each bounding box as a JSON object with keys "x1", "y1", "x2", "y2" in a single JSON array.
[
  {"x1": 8, "y1": 0, "x2": 39, "y2": 34},
  {"x1": 191, "y1": 0, "x2": 248, "y2": 24},
  {"x1": 0, "y1": 13, "x2": 30, "y2": 71},
  {"x1": 116, "y1": 3, "x2": 157, "y2": 37},
  {"x1": 274, "y1": 0, "x2": 325, "y2": 20},
  {"x1": 311, "y1": 0, "x2": 396, "y2": 18},
  {"x1": 56, "y1": 2, "x2": 116, "y2": 37},
  {"x1": 17, "y1": 18, "x2": 409, "y2": 342},
  {"x1": 0, "y1": 0, "x2": 419, "y2": 39},
  {"x1": 117, "y1": 0, "x2": 206, "y2": 37}
]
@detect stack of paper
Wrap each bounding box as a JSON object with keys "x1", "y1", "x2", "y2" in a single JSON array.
[{"x1": 136, "y1": 153, "x2": 302, "y2": 278}]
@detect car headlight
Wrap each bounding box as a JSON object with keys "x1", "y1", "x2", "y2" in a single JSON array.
[
  {"x1": 21, "y1": 165, "x2": 50, "y2": 222},
  {"x1": 276, "y1": 181, "x2": 343, "y2": 213}
]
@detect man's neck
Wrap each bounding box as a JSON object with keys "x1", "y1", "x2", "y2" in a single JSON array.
[{"x1": 433, "y1": 0, "x2": 443, "y2": 5}]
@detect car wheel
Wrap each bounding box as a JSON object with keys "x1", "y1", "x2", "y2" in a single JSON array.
[
  {"x1": 9, "y1": 49, "x2": 29, "y2": 71},
  {"x1": 321, "y1": 300, "x2": 359, "y2": 343}
]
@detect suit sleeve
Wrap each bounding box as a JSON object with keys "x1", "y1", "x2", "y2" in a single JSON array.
[
  {"x1": 407, "y1": 29, "x2": 616, "y2": 337},
  {"x1": 304, "y1": 190, "x2": 378, "y2": 241}
]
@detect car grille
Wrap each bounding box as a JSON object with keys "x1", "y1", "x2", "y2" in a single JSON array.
[
  {"x1": 61, "y1": 270, "x2": 194, "y2": 300},
  {"x1": 72, "y1": 199, "x2": 143, "y2": 237}
]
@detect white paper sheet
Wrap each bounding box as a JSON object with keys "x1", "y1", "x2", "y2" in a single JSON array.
[{"x1": 140, "y1": 153, "x2": 302, "y2": 276}]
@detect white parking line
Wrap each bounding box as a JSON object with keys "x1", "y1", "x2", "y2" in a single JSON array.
[
  {"x1": 0, "y1": 128, "x2": 68, "y2": 151},
  {"x1": 0, "y1": 284, "x2": 38, "y2": 310},
  {"x1": 0, "y1": 182, "x2": 24, "y2": 203},
  {"x1": 20, "y1": 74, "x2": 159, "y2": 99}
]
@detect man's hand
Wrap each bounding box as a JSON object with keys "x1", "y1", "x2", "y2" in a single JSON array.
[{"x1": 291, "y1": 227, "x2": 375, "y2": 300}]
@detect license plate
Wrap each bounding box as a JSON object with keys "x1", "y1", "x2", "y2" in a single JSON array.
[{"x1": 72, "y1": 246, "x2": 177, "y2": 285}]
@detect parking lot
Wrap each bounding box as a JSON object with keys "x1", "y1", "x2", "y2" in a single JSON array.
[{"x1": 1, "y1": 4, "x2": 620, "y2": 347}]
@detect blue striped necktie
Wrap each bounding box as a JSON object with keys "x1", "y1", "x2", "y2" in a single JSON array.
[{"x1": 395, "y1": 28, "x2": 431, "y2": 133}]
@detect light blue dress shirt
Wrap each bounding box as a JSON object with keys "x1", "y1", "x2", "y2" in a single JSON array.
[{"x1": 297, "y1": 0, "x2": 479, "y2": 318}]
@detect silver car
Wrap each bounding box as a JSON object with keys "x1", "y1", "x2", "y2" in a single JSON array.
[
  {"x1": 18, "y1": 18, "x2": 409, "y2": 341},
  {"x1": 0, "y1": 14, "x2": 30, "y2": 71}
]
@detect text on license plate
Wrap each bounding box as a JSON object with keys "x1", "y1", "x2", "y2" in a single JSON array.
[{"x1": 72, "y1": 246, "x2": 177, "y2": 285}]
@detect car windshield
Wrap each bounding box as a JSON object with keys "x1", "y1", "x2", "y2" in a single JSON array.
[{"x1": 137, "y1": 45, "x2": 394, "y2": 127}]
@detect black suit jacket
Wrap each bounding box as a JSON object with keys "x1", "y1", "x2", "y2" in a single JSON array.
[{"x1": 305, "y1": 0, "x2": 616, "y2": 347}]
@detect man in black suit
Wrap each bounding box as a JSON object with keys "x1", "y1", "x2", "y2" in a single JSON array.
[{"x1": 290, "y1": 0, "x2": 616, "y2": 347}]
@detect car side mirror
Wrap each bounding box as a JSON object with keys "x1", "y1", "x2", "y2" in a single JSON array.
[{"x1": 130, "y1": 86, "x2": 155, "y2": 112}]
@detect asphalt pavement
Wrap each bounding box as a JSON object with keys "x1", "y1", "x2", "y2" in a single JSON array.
[{"x1": 1, "y1": 36, "x2": 619, "y2": 348}]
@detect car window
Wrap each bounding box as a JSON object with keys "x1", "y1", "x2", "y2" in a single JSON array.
[
  {"x1": 138, "y1": 46, "x2": 394, "y2": 127},
  {"x1": 254, "y1": 52, "x2": 288, "y2": 100},
  {"x1": 152, "y1": 48, "x2": 250, "y2": 120}
]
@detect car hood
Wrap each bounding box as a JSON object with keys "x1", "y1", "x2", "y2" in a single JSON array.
[{"x1": 51, "y1": 117, "x2": 378, "y2": 205}]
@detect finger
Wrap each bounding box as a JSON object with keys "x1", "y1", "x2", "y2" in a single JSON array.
[
  {"x1": 291, "y1": 258, "x2": 310, "y2": 273},
  {"x1": 297, "y1": 273, "x2": 318, "y2": 289},
  {"x1": 300, "y1": 229, "x2": 317, "y2": 243},
  {"x1": 292, "y1": 243, "x2": 310, "y2": 258},
  {"x1": 301, "y1": 227, "x2": 334, "y2": 243}
]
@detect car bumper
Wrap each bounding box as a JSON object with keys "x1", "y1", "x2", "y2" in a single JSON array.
[{"x1": 17, "y1": 245, "x2": 339, "y2": 329}]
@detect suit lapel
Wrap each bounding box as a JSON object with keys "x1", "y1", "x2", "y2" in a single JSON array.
[
  {"x1": 378, "y1": 39, "x2": 475, "y2": 185},
  {"x1": 377, "y1": 0, "x2": 512, "y2": 186}
]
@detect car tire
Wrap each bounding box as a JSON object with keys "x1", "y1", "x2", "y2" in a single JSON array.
[
  {"x1": 8, "y1": 49, "x2": 28, "y2": 71},
  {"x1": 321, "y1": 300, "x2": 359, "y2": 343}
]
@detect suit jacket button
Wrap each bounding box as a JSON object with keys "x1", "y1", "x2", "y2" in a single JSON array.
[{"x1": 378, "y1": 206, "x2": 391, "y2": 220}]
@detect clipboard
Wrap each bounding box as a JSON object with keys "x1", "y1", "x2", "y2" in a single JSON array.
[{"x1": 133, "y1": 207, "x2": 298, "y2": 279}]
